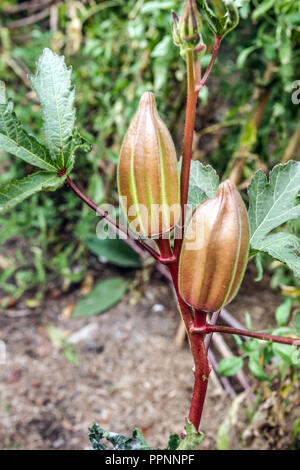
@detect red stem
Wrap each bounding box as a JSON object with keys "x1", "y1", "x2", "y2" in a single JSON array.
[
  {"x1": 195, "y1": 36, "x2": 221, "y2": 92},
  {"x1": 167, "y1": 261, "x2": 210, "y2": 431},
  {"x1": 65, "y1": 176, "x2": 175, "y2": 264},
  {"x1": 188, "y1": 310, "x2": 210, "y2": 429},
  {"x1": 173, "y1": 51, "x2": 197, "y2": 259},
  {"x1": 171, "y1": 41, "x2": 223, "y2": 431},
  {"x1": 191, "y1": 324, "x2": 300, "y2": 347}
]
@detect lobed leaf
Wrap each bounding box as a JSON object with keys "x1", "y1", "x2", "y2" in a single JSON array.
[
  {"x1": 248, "y1": 161, "x2": 300, "y2": 278},
  {"x1": 196, "y1": 0, "x2": 239, "y2": 38},
  {"x1": 29, "y1": 48, "x2": 76, "y2": 168},
  {"x1": 63, "y1": 129, "x2": 91, "y2": 174},
  {"x1": 177, "y1": 419, "x2": 205, "y2": 450},
  {"x1": 181, "y1": 159, "x2": 219, "y2": 211},
  {"x1": 0, "y1": 171, "x2": 63, "y2": 214},
  {"x1": 88, "y1": 423, "x2": 152, "y2": 450},
  {"x1": 0, "y1": 101, "x2": 58, "y2": 172}
]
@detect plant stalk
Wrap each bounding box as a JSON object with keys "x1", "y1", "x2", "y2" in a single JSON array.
[
  {"x1": 174, "y1": 51, "x2": 197, "y2": 259},
  {"x1": 195, "y1": 36, "x2": 221, "y2": 92},
  {"x1": 66, "y1": 176, "x2": 175, "y2": 264},
  {"x1": 188, "y1": 310, "x2": 210, "y2": 429},
  {"x1": 191, "y1": 323, "x2": 300, "y2": 347}
]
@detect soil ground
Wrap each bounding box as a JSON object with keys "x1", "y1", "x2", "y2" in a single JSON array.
[{"x1": 0, "y1": 261, "x2": 299, "y2": 450}]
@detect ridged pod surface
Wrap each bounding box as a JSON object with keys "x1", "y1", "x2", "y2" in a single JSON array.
[
  {"x1": 178, "y1": 180, "x2": 250, "y2": 312},
  {"x1": 118, "y1": 92, "x2": 180, "y2": 237}
]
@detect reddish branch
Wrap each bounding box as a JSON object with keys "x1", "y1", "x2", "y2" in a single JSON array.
[
  {"x1": 191, "y1": 323, "x2": 300, "y2": 347},
  {"x1": 173, "y1": 51, "x2": 197, "y2": 259},
  {"x1": 65, "y1": 176, "x2": 175, "y2": 265},
  {"x1": 195, "y1": 36, "x2": 221, "y2": 92}
]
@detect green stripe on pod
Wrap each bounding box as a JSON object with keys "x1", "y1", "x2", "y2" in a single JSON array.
[
  {"x1": 178, "y1": 180, "x2": 250, "y2": 312},
  {"x1": 118, "y1": 92, "x2": 180, "y2": 238}
]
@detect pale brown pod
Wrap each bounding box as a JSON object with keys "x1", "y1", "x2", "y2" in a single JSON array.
[
  {"x1": 117, "y1": 92, "x2": 180, "y2": 238},
  {"x1": 178, "y1": 180, "x2": 250, "y2": 312}
]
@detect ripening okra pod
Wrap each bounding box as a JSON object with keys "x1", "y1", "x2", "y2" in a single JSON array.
[
  {"x1": 178, "y1": 180, "x2": 250, "y2": 312},
  {"x1": 118, "y1": 91, "x2": 180, "y2": 238}
]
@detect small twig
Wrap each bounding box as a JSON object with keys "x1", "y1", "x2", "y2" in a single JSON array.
[
  {"x1": 207, "y1": 359, "x2": 227, "y2": 396},
  {"x1": 208, "y1": 349, "x2": 236, "y2": 398},
  {"x1": 4, "y1": 56, "x2": 31, "y2": 87},
  {"x1": 281, "y1": 116, "x2": 300, "y2": 163},
  {"x1": 198, "y1": 120, "x2": 241, "y2": 139},
  {"x1": 8, "y1": 8, "x2": 50, "y2": 29},
  {"x1": 50, "y1": 4, "x2": 59, "y2": 33},
  {"x1": 205, "y1": 310, "x2": 221, "y2": 350},
  {"x1": 195, "y1": 36, "x2": 221, "y2": 92},
  {"x1": 174, "y1": 318, "x2": 187, "y2": 347},
  {"x1": 2, "y1": 0, "x2": 53, "y2": 14}
]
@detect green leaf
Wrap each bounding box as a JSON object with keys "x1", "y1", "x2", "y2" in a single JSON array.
[
  {"x1": 0, "y1": 101, "x2": 58, "y2": 172},
  {"x1": 237, "y1": 45, "x2": 259, "y2": 69},
  {"x1": 252, "y1": 0, "x2": 275, "y2": 20},
  {"x1": 196, "y1": 0, "x2": 239, "y2": 38},
  {"x1": 294, "y1": 311, "x2": 300, "y2": 329},
  {"x1": 177, "y1": 419, "x2": 205, "y2": 450},
  {"x1": 85, "y1": 238, "x2": 142, "y2": 268},
  {"x1": 72, "y1": 278, "x2": 126, "y2": 318},
  {"x1": 271, "y1": 327, "x2": 300, "y2": 364},
  {"x1": 221, "y1": 1, "x2": 239, "y2": 37},
  {"x1": 151, "y1": 36, "x2": 172, "y2": 58},
  {"x1": 278, "y1": 28, "x2": 292, "y2": 66},
  {"x1": 254, "y1": 252, "x2": 264, "y2": 282},
  {"x1": 88, "y1": 423, "x2": 152, "y2": 450},
  {"x1": 166, "y1": 433, "x2": 181, "y2": 450},
  {"x1": 140, "y1": 1, "x2": 176, "y2": 14},
  {"x1": 0, "y1": 171, "x2": 63, "y2": 214},
  {"x1": 29, "y1": 48, "x2": 76, "y2": 168},
  {"x1": 63, "y1": 129, "x2": 91, "y2": 174},
  {"x1": 217, "y1": 417, "x2": 230, "y2": 450},
  {"x1": 255, "y1": 233, "x2": 300, "y2": 280},
  {"x1": 63, "y1": 345, "x2": 80, "y2": 366},
  {"x1": 180, "y1": 160, "x2": 219, "y2": 211},
  {"x1": 248, "y1": 352, "x2": 269, "y2": 381},
  {"x1": 45, "y1": 325, "x2": 68, "y2": 349},
  {"x1": 275, "y1": 298, "x2": 292, "y2": 327},
  {"x1": 87, "y1": 173, "x2": 105, "y2": 206},
  {"x1": 196, "y1": 0, "x2": 222, "y2": 36},
  {"x1": 45, "y1": 324, "x2": 80, "y2": 366},
  {"x1": 218, "y1": 356, "x2": 243, "y2": 377},
  {"x1": 272, "y1": 342, "x2": 298, "y2": 365},
  {"x1": 240, "y1": 119, "x2": 257, "y2": 147},
  {"x1": 238, "y1": 338, "x2": 259, "y2": 354},
  {"x1": 248, "y1": 162, "x2": 300, "y2": 278}
]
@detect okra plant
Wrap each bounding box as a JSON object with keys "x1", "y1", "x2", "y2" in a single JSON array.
[{"x1": 0, "y1": 0, "x2": 299, "y2": 449}]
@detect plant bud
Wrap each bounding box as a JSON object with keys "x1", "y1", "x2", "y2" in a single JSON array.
[
  {"x1": 172, "y1": 1, "x2": 205, "y2": 53},
  {"x1": 118, "y1": 92, "x2": 180, "y2": 238},
  {"x1": 179, "y1": 180, "x2": 249, "y2": 312}
]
